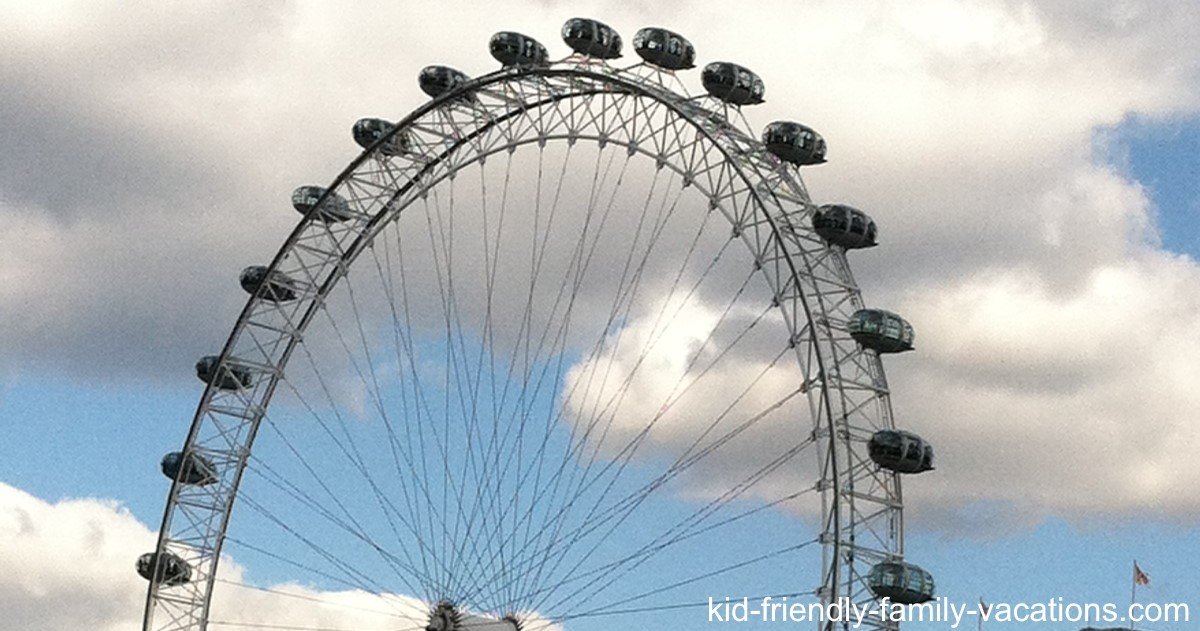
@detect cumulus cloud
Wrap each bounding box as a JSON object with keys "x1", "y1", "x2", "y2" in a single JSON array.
[
  {"x1": 2, "y1": 0, "x2": 1200, "y2": 540},
  {"x1": 0, "y1": 481, "x2": 436, "y2": 630},
  {"x1": 558, "y1": 295, "x2": 814, "y2": 505},
  {"x1": 895, "y1": 246, "x2": 1200, "y2": 529},
  {"x1": 0, "y1": 482, "x2": 156, "y2": 631}
]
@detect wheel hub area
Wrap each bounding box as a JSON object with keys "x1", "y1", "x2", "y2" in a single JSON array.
[{"x1": 426, "y1": 601, "x2": 521, "y2": 631}]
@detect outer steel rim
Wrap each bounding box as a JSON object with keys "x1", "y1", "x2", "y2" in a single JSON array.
[{"x1": 144, "y1": 62, "x2": 903, "y2": 631}]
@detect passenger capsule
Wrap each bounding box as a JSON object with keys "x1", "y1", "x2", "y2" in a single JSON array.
[
  {"x1": 292, "y1": 185, "x2": 353, "y2": 223},
  {"x1": 352, "y1": 118, "x2": 411, "y2": 156},
  {"x1": 867, "y1": 561, "x2": 935, "y2": 605},
  {"x1": 161, "y1": 451, "x2": 218, "y2": 485},
  {"x1": 561, "y1": 18, "x2": 623, "y2": 59},
  {"x1": 847, "y1": 309, "x2": 914, "y2": 354},
  {"x1": 762, "y1": 121, "x2": 827, "y2": 166},
  {"x1": 632, "y1": 27, "x2": 695, "y2": 70},
  {"x1": 240, "y1": 266, "x2": 298, "y2": 303},
  {"x1": 490, "y1": 31, "x2": 550, "y2": 67},
  {"x1": 419, "y1": 65, "x2": 473, "y2": 100},
  {"x1": 701, "y1": 62, "x2": 765, "y2": 105},
  {"x1": 868, "y1": 430, "x2": 933, "y2": 474},
  {"x1": 196, "y1": 355, "x2": 254, "y2": 390},
  {"x1": 812, "y1": 204, "x2": 877, "y2": 249},
  {"x1": 137, "y1": 551, "x2": 192, "y2": 586}
]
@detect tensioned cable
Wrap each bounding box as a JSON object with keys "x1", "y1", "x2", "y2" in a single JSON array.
[
  {"x1": 539, "y1": 432, "x2": 816, "y2": 614},
  {"x1": 518, "y1": 590, "x2": 817, "y2": 631},
  {"x1": 507, "y1": 165, "x2": 709, "y2": 599},
  {"x1": 400, "y1": 136, "x2": 633, "y2": 611},
  {"x1": 510, "y1": 236, "x2": 748, "y2": 598},
  {"x1": 225, "y1": 89, "x2": 830, "y2": 627},
  {"x1": 208, "y1": 622, "x2": 411, "y2": 631},
  {"x1": 270, "y1": 324, "x2": 450, "y2": 596},
  {"x1": 504, "y1": 143, "x2": 637, "y2": 601},
  {"x1": 512, "y1": 483, "x2": 816, "y2": 609},
  {"x1": 241, "y1": 447, "x2": 437, "y2": 600},
  {"x1": 223, "y1": 513, "x2": 420, "y2": 624},
  {"x1": 245, "y1": 382, "x2": 439, "y2": 599},
  {"x1": 214, "y1": 579, "x2": 421, "y2": 622},
  {"x1": 553, "y1": 538, "x2": 819, "y2": 622}
]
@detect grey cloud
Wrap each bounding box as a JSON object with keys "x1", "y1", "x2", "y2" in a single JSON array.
[{"x1": 2, "y1": 0, "x2": 1200, "y2": 534}]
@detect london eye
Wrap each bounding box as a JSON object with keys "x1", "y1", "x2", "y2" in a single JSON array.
[{"x1": 140, "y1": 19, "x2": 935, "y2": 631}]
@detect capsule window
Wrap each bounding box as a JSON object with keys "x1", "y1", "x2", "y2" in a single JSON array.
[
  {"x1": 841, "y1": 212, "x2": 854, "y2": 231},
  {"x1": 850, "y1": 214, "x2": 865, "y2": 235},
  {"x1": 293, "y1": 188, "x2": 319, "y2": 208},
  {"x1": 829, "y1": 210, "x2": 848, "y2": 230},
  {"x1": 862, "y1": 311, "x2": 884, "y2": 332}
]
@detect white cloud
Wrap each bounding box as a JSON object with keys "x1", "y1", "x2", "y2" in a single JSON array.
[
  {"x1": 559, "y1": 295, "x2": 814, "y2": 506},
  {"x1": 0, "y1": 481, "x2": 436, "y2": 630},
  {"x1": 0, "y1": 482, "x2": 155, "y2": 631}
]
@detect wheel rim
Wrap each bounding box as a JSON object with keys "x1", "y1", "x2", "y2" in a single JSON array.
[{"x1": 144, "y1": 63, "x2": 905, "y2": 631}]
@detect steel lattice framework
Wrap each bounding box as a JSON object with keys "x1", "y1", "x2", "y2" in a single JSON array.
[{"x1": 143, "y1": 60, "x2": 905, "y2": 631}]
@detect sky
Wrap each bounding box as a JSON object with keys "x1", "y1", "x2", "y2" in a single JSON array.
[{"x1": 1, "y1": 0, "x2": 1199, "y2": 630}]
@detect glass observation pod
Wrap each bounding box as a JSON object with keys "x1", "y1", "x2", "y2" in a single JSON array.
[
  {"x1": 195, "y1": 355, "x2": 254, "y2": 390},
  {"x1": 632, "y1": 27, "x2": 695, "y2": 70},
  {"x1": 291, "y1": 185, "x2": 353, "y2": 223},
  {"x1": 868, "y1": 430, "x2": 934, "y2": 474},
  {"x1": 418, "y1": 65, "x2": 473, "y2": 101},
  {"x1": 352, "y1": 118, "x2": 410, "y2": 157},
  {"x1": 701, "y1": 62, "x2": 765, "y2": 105},
  {"x1": 867, "y1": 561, "x2": 935, "y2": 605},
  {"x1": 762, "y1": 121, "x2": 827, "y2": 166},
  {"x1": 161, "y1": 451, "x2": 219, "y2": 486},
  {"x1": 239, "y1": 266, "x2": 298, "y2": 303},
  {"x1": 490, "y1": 31, "x2": 550, "y2": 67},
  {"x1": 136, "y1": 551, "x2": 192, "y2": 586},
  {"x1": 561, "y1": 17, "x2": 623, "y2": 59},
  {"x1": 812, "y1": 204, "x2": 877, "y2": 249},
  {"x1": 847, "y1": 308, "x2": 914, "y2": 354}
]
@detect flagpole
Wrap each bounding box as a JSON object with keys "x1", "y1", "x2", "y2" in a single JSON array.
[{"x1": 1130, "y1": 560, "x2": 1137, "y2": 631}]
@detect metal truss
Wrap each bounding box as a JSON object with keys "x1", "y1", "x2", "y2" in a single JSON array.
[{"x1": 143, "y1": 59, "x2": 904, "y2": 631}]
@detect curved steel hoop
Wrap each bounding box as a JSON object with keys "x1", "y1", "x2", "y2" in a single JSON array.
[{"x1": 144, "y1": 64, "x2": 902, "y2": 631}]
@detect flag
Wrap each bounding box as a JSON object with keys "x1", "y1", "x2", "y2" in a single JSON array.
[
  {"x1": 1134, "y1": 561, "x2": 1150, "y2": 586},
  {"x1": 979, "y1": 598, "x2": 990, "y2": 615}
]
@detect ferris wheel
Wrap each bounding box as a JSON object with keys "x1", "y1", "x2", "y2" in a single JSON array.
[{"x1": 139, "y1": 18, "x2": 936, "y2": 631}]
